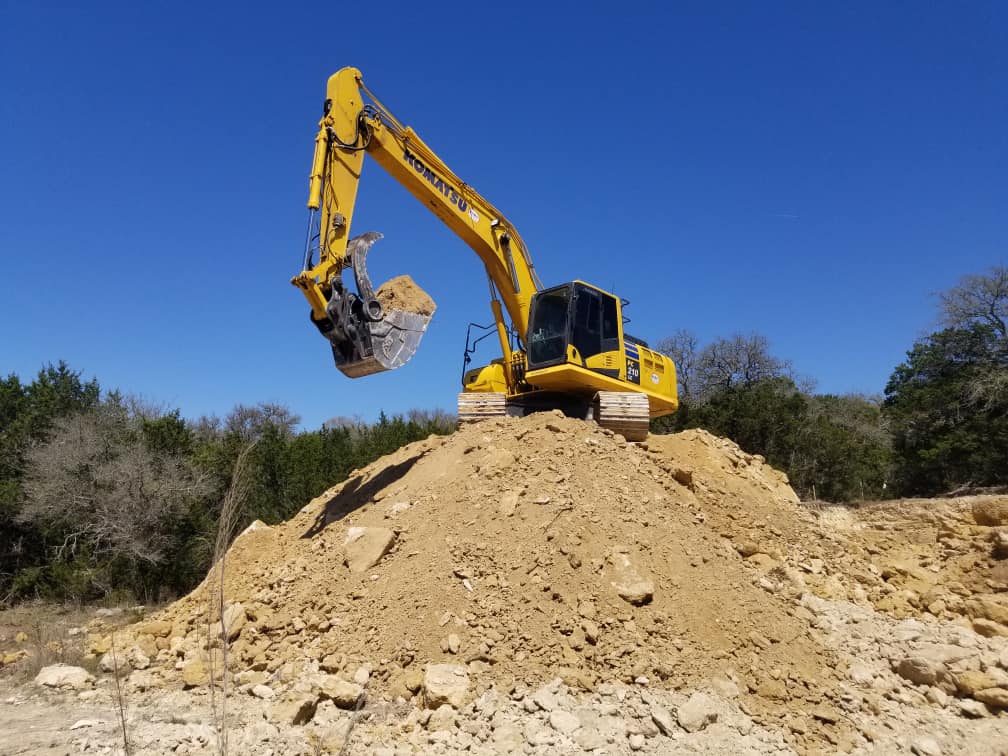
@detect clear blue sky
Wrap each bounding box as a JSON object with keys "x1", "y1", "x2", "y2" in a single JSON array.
[{"x1": 2, "y1": 2, "x2": 1005, "y2": 429}]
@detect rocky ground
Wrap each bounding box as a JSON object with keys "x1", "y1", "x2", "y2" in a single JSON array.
[{"x1": 1, "y1": 414, "x2": 1006, "y2": 754}]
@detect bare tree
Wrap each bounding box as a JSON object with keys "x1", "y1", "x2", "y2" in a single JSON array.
[
  {"x1": 192, "y1": 414, "x2": 223, "y2": 443},
  {"x1": 656, "y1": 329, "x2": 700, "y2": 402},
  {"x1": 937, "y1": 266, "x2": 1008, "y2": 410},
  {"x1": 323, "y1": 414, "x2": 365, "y2": 431},
  {"x1": 695, "y1": 333, "x2": 792, "y2": 399},
  {"x1": 939, "y1": 265, "x2": 1007, "y2": 341},
  {"x1": 406, "y1": 407, "x2": 457, "y2": 428},
  {"x1": 224, "y1": 403, "x2": 300, "y2": 442},
  {"x1": 19, "y1": 402, "x2": 206, "y2": 567}
]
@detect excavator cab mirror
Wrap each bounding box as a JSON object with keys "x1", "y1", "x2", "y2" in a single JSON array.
[{"x1": 311, "y1": 232, "x2": 436, "y2": 378}]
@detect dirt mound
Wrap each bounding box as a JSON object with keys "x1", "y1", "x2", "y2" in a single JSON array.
[
  {"x1": 98, "y1": 414, "x2": 867, "y2": 748},
  {"x1": 809, "y1": 496, "x2": 1008, "y2": 626},
  {"x1": 376, "y1": 275, "x2": 436, "y2": 317}
]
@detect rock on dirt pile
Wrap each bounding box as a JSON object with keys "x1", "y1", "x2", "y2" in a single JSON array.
[{"x1": 96, "y1": 413, "x2": 861, "y2": 747}]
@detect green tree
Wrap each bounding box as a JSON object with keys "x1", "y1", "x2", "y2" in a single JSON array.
[
  {"x1": 884, "y1": 324, "x2": 1008, "y2": 495},
  {"x1": 653, "y1": 331, "x2": 892, "y2": 501},
  {"x1": 797, "y1": 394, "x2": 891, "y2": 501},
  {"x1": 1, "y1": 363, "x2": 100, "y2": 600}
]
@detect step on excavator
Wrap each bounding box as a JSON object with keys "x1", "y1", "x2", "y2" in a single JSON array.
[{"x1": 291, "y1": 67, "x2": 678, "y2": 441}]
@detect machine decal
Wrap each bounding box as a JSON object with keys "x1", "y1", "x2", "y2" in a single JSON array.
[
  {"x1": 626, "y1": 358, "x2": 641, "y2": 384},
  {"x1": 624, "y1": 341, "x2": 639, "y2": 360},
  {"x1": 403, "y1": 147, "x2": 473, "y2": 217}
]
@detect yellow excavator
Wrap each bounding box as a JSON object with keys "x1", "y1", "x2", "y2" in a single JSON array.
[{"x1": 292, "y1": 67, "x2": 678, "y2": 440}]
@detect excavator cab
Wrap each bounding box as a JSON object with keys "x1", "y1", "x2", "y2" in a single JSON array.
[
  {"x1": 309, "y1": 232, "x2": 435, "y2": 378},
  {"x1": 527, "y1": 282, "x2": 620, "y2": 370}
]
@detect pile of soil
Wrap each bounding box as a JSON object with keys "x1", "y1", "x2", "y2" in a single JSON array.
[
  {"x1": 98, "y1": 413, "x2": 866, "y2": 747},
  {"x1": 648, "y1": 430, "x2": 1007, "y2": 634},
  {"x1": 376, "y1": 275, "x2": 436, "y2": 317},
  {"x1": 807, "y1": 496, "x2": 1008, "y2": 627}
]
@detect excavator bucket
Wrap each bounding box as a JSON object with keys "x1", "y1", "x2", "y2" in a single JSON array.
[{"x1": 312, "y1": 232, "x2": 436, "y2": 378}]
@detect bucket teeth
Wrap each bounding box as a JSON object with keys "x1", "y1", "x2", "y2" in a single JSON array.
[{"x1": 312, "y1": 232, "x2": 434, "y2": 377}]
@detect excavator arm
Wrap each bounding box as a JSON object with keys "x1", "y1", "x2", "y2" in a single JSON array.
[{"x1": 292, "y1": 67, "x2": 541, "y2": 381}]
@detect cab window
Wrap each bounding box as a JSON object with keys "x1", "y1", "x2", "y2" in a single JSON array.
[
  {"x1": 601, "y1": 293, "x2": 618, "y2": 351},
  {"x1": 528, "y1": 287, "x2": 570, "y2": 365},
  {"x1": 572, "y1": 286, "x2": 602, "y2": 359}
]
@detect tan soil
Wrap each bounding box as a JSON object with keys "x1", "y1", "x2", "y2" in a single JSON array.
[
  {"x1": 803, "y1": 495, "x2": 1008, "y2": 623},
  {"x1": 103, "y1": 413, "x2": 864, "y2": 749},
  {"x1": 376, "y1": 275, "x2": 436, "y2": 317},
  {"x1": 74, "y1": 417, "x2": 1008, "y2": 753},
  {"x1": 649, "y1": 430, "x2": 1008, "y2": 632},
  {"x1": 13, "y1": 418, "x2": 1008, "y2": 753}
]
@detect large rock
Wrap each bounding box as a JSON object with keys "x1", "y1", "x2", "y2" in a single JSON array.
[
  {"x1": 974, "y1": 687, "x2": 1008, "y2": 709},
  {"x1": 427, "y1": 703, "x2": 458, "y2": 732},
  {"x1": 267, "y1": 694, "x2": 318, "y2": 725},
  {"x1": 966, "y1": 596, "x2": 1008, "y2": 626},
  {"x1": 913, "y1": 642, "x2": 975, "y2": 666},
  {"x1": 911, "y1": 737, "x2": 943, "y2": 756},
  {"x1": 973, "y1": 497, "x2": 1008, "y2": 526},
  {"x1": 127, "y1": 669, "x2": 160, "y2": 692},
  {"x1": 650, "y1": 704, "x2": 675, "y2": 735},
  {"x1": 319, "y1": 676, "x2": 364, "y2": 709},
  {"x1": 954, "y1": 671, "x2": 998, "y2": 696},
  {"x1": 222, "y1": 602, "x2": 247, "y2": 641},
  {"x1": 343, "y1": 527, "x2": 397, "y2": 573},
  {"x1": 136, "y1": 620, "x2": 173, "y2": 637},
  {"x1": 125, "y1": 645, "x2": 150, "y2": 670},
  {"x1": 492, "y1": 723, "x2": 525, "y2": 752},
  {"x1": 423, "y1": 664, "x2": 470, "y2": 708},
  {"x1": 99, "y1": 645, "x2": 150, "y2": 673},
  {"x1": 34, "y1": 664, "x2": 94, "y2": 690},
  {"x1": 993, "y1": 529, "x2": 1008, "y2": 559},
  {"x1": 676, "y1": 691, "x2": 718, "y2": 733},
  {"x1": 532, "y1": 685, "x2": 558, "y2": 711},
  {"x1": 575, "y1": 728, "x2": 606, "y2": 751},
  {"x1": 972, "y1": 618, "x2": 1008, "y2": 638},
  {"x1": 896, "y1": 656, "x2": 947, "y2": 687},
  {"x1": 252, "y1": 684, "x2": 276, "y2": 700},
  {"x1": 98, "y1": 651, "x2": 120, "y2": 673},
  {"x1": 499, "y1": 490, "x2": 519, "y2": 517},
  {"x1": 959, "y1": 699, "x2": 991, "y2": 718},
  {"x1": 181, "y1": 659, "x2": 209, "y2": 688},
  {"x1": 549, "y1": 709, "x2": 581, "y2": 734},
  {"x1": 608, "y1": 548, "x2": 655, "y2": 605}
]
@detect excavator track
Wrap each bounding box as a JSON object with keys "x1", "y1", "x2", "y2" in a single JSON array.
[
  {"x1": 457, "y1": 392, "x2": 507, "y2": 424},
  {"x1": 594, "y1": 391, "x2": 650, "y2": 442}
]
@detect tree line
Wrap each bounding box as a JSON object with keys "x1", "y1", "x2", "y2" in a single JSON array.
[
  {"x1": 1, "y1": 266, "x2": 1003, "y2": 605},
  {"x1": 652, "y1": 265, "x2": 1007, "y2": 501},
  {"x1": 0, "y1": 373, "x2": 453, "y2": 604}
]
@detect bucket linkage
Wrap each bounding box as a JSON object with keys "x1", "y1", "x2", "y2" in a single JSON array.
[{"x1": 311, "y1": 232, "x2": 433, "y2": 378}]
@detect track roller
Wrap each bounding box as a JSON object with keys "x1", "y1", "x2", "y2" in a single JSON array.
[
  {"x1": 594, "y1": 391, "x2": 650, "y2": 441},
  {"x1": 457, "y1": 392, "x2": 507, "y2": 424}
]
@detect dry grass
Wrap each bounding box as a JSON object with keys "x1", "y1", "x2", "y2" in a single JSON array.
[
  {"x1": 109, "y1": 632, "x2": 132, "y2": 755},
  {"x1": 203, "y1": 442, "x2": 257, "y2": 756},
  {"x1": 0, "y1": 602, "x2": 94, "y2": 681}
]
